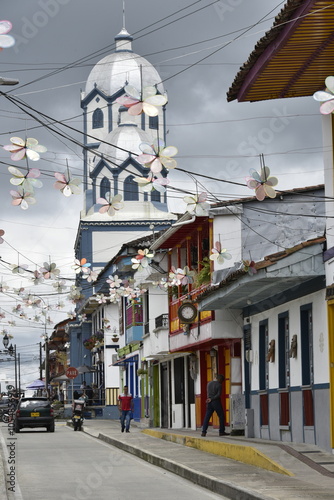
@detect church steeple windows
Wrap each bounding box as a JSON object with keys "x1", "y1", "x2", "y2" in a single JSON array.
[
  {"x1": 93, "y1": 108, "x2": 104, "y2": 129},
  {"x1": 149, "y1": 115, "x2": 158, "y2": 130},
  {"x1": 100, "y1": 176, "x2": 111, "y2": 199},
  {"x1": 151, "y1": 190, "x2": 161, "y2": 203},
  {"x1": 124, "y1": 175, "x2": 139, "y2": 201}
]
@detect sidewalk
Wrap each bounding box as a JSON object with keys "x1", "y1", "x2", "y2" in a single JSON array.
[{"x1": 78, "y1": 419, "x2": 334, "y2": 500}]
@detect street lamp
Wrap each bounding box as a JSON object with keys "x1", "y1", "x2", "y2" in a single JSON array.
[
  {"x1": 1, "y1": 334, "x2": 18, "y2": 392},
  {"x1": 0, "y1": 77, "x2": 19, "y2": 86}
]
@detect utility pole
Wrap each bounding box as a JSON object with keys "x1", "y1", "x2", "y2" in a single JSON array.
[{"x1": 39, "y1": 342, "x2": 43, "y2": 379}]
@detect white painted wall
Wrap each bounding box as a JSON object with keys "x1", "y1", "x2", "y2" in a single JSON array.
[
  {"x1": 249, "y1": 289, "x2": 328, "y2": 391},
  {"x1": 212, "y1": 214, "x2": 243, "y2": 269}
]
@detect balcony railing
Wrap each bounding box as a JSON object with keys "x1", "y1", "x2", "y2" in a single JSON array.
[{"x1": 155, "y1": 314, "x2": 169, "y2": 329}]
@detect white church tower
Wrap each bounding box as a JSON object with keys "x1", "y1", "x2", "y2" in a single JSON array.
[{"x1": 75, "y1": 24, "x2": 176, "y2": 276}]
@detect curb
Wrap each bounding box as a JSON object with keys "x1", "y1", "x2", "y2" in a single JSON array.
[
  {"x1": 83, "y1": 427, "x2": 273, "y2": 500},
  {"x1": 142, "y1": 429, "x2": 293, "y2": 477}
]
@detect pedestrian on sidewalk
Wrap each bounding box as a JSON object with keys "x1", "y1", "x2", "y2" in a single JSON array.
[
  {"x1": 118, "y1": 385, "x2": 134, "y2": 433},
  {"x1": 201, "y1": 374, "x2": 229, "y2": 437}
]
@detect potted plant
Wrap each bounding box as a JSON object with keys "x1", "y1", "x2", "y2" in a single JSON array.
[
  {"x1": 137, "y1": 368, "x2": 148, "y2": 376},
  {"x1": 112, "y1": 334, "x2": 119, "y2": 342}
]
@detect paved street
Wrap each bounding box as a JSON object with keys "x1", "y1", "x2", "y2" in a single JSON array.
[{"x1": 0, "y1": 422, "x2": 226, "y2": 500}]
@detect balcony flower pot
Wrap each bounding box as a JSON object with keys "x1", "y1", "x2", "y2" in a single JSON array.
[{"x1": 112, "y1": 336, "x2": 119, "y2": 343}]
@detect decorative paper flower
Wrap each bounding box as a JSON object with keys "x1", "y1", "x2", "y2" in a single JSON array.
[
  {"x1": 23, "y1": 294, "x2": 41, "y2": 308},
  {"x1": 97, "y1": 193, "x2": 124, "y2": 216},
  {"x1": 54, "y1": 171, "x2": 81, "y2": 197},
  {"x1": 83, "y1": 270, "x2": 98, "y2": 283},
  {"x1": 68, "y1": 285, "x2": 84, "y2": 303},
  {"x1": 55, "y1": 301, "x2": 65, "y2": 310},
  {"x1": 12, "y1": 304, "x2": 22, "y2": 314},
  {"x1": 52, "y1": 280, "x2": 67, "y2": 293},
  {"x1": 116, "y1": 85, "x2": 167, "y2": 117},
  {"x1": 0, "y1": 281, "x2": 9, "y2": 292},
  {"x1": 169, "y1": 266, "x2": 196, "y2": 285},
  {"x1": 7, "y1": 320, "x2": 15, "y2": 327},
  {"x1": 184, "y1": 192, "x2": 210, "y2": 216},
  {"x1": 131, "y1": 248, "x2": 155, "y2": 271},
  {"x1": 3, "y1": 137, "x2": 47, "y2": 161},
  {"x1": 72, "y1": 258, "x2": 91, "y2": 274},
  {"x1": 134, "y1": 173, "x2": 169, "y2": 193},
  {"x1": 10, "y1": 187, "x2": 36, "y2": 210},
  {"x1": 8, "y1": 167, "x2": 43, "y2": 191},
  {"x1": 106, "y1": 275, "x2": 122, "y2": 288},
  {"x1": 0, "y1": 312, "x2": 5, "y2": 320},
  {"x1": 13, "y1": 286, "x2": 25, "y2": 295},
  {"x1": 152, "y1": 278, "x2": 169, "y2": 289},
  {"x1": 0, "y1": 20, "x2": 15, "y2": 50},
  {"x1": 31, "y1": 270, "x2": 44, "y2": 285},
  {"x1": 109, "y1": 288, "x2": 124, "y2": 303},
  {"x1": 0, "y1": 230, "x2": 4, "y2": 244},
  {"x1": 246, "y1": 167, "x2": 278, "y2": 201},
  {"x1": 39, "y1": 262, "x2": 60, "y2": 279},
  {"x1": 11, "y1": 263, "x2": 28, "y2": 274},
  {"x1": 313, "y1": 76, "x2": 334, "y2": 114},
  {"x1": 137, "y1": 139, "x2": 177, "y2": 173},
  {"x1": 33, "y1": 315, "x2": 41, "y2": 323},
  {"x1": 243, "y1": 259, "x2": 257, "y2": 275},
  {"x1": 45, "y1": 316, "x2": 53, "y2": 325},
  {"x1": 96, "y1": 294, "x2": 107, "y2": 304},
  {"x1": 210, "y1": 242, "x2": 232, "y2": 265}
]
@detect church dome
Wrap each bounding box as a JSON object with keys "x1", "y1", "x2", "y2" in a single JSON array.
[
  {"x1": 97, "y1": 114, "x2": 153, "y2": 165},
  {"x1": 85, "y1": 29, "x2": 164, "y2": 97}
]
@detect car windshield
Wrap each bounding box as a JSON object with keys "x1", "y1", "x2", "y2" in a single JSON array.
[{"x1": 20, "y1": 399, "x2": 50, "y2": 409}]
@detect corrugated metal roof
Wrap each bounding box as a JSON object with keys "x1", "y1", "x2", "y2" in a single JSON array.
[{"x1": 227, "y1": 0, "x2": 334, "y2": 102}]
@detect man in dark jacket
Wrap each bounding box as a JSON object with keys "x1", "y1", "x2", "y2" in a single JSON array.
[{"x1": 201, "y1": 374, "x2": 229, "y2": 437}]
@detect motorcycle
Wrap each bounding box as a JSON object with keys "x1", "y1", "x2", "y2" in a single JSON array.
[{"x1": 72, "y1": 400, "x2": 85, "y2": 431}]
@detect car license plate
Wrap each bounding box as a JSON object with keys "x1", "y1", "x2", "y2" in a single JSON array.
[
  {"x1": 74, "y1": 416, "x2": 80, "y2": 419},
  {"x1": 30, "y1": 412, "x2": 40, "y2": 417}
]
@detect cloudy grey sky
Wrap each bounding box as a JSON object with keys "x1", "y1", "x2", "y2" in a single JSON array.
[{"x1": 0, "y1": 0, "x2": 323, "y2": 384}]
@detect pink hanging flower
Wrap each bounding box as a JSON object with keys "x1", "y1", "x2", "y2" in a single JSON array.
[
  {"x1": 169, "y1": 266, "x2": 196, "y2": 285},
  {"x1": 134, "y1": 173, "x2": 169, "y2": 193},
  {"x1": 4, "y1": 137, "x2": 47, "y2": 161},
  {"x1": 10, "y1": 187, "x2": 36, "y2": 210},
  {"x1": 8, "y1": 167, "x2": 42, "y2": 191},
  {"x1": 54, "y1": 171, "x2": 81, "y2": 197},
  {"x1": 39, "y1": 262, "x2": 60, "y2": 279},
  {"x1": 313, "y1": 76, "x2": 334, "y2": 114},
  {"x1": 131, "y1": 249, "x2": 154, "y2": 271},
  {"x1": 97, "y1": 193, "x2": 123, "y2": 216},
  {"x1": 116, "y1": 85, "x2": 167, "y2": 117},
  {"x1": 137, "y1": 139, "x2": 177, "y2": 173},
  {"x1": 246, "y1": 167, "x2": 278, "y2": 201},
  {"x1": 0, "y1": 20, "x2": 15, "y2": 50},
  {"x1": 210, "y1": 242, "x2": 232, "y2": 265},
  {"x1": 72, "y1": 258, "x2": 91, "y2": 274},
  {"x1": 243, "y1": 260, "x2": 257, "y2": 275},
  {"x1": 183, "y1": 192, "x2": 210, "y2": 216}
]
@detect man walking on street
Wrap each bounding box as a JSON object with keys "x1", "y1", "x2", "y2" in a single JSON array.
[
  {"x1": 201, "y1": 374, "x2": 229, "y2": 437},
  {"x1": 118, "y1": 385, "x2": 134, "y2": 433}
]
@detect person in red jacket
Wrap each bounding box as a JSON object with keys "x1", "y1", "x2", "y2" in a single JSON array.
[{"x1": 118, "y1": 385, "x2": 134, "y2": 433}]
